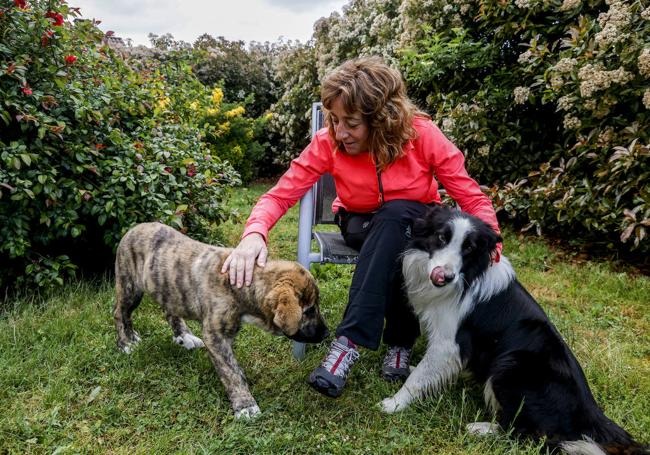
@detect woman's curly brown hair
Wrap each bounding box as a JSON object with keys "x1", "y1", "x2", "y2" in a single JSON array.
[{"x1": 321, "y1": 56, "x2": 429, "y2": 170}]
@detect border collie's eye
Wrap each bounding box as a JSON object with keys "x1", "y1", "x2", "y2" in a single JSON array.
[{"x1": 437, "y1": 233, "x2": 446, "y2": 244}]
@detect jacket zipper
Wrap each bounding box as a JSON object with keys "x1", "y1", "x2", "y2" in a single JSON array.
[{"x1": 376, "y1": 166, "x2": 384, "y2": 207}]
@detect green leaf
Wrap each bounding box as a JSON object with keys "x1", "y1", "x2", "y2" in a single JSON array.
[{"x1": 20, "y1": 154, "x2": 31, "y2": 166}]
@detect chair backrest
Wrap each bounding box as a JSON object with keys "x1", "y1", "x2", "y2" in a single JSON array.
[{"x1": 310, "y1": 103, "x2": 337, "y2": 225}]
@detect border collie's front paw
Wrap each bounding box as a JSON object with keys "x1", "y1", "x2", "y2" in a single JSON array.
[
  {"x1": 380, "y1": 396, "x2": 404, "y2": 414},
  {"x1": 466, "y1": 422, "x2": 500, "y2": 435},
  {"x1": 234, "y1": 405, "x2": 261, "y2": 420}
]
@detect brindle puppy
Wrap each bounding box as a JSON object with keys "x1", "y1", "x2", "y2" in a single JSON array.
[{"x1": 114, "y1": 222, "x2": 329, "y2": 419}]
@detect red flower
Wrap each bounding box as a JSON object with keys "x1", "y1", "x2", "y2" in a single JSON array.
[
  {"x1": 41, "y1": 30, "x2": 54, "y2": 46},
  {"x1": 13, "y1": 0, "x2": 27, "y2": 8},
  {"x1": 64, "y1": 55, "x2": 77, "y2": 64},
  {"x1": 187, "y1": 164, "x2": 196, "y2": 177},
  {"x1": 164, "y1": 167, "x2": 172, "y2": 173},
  {"x1": 46, "y1": 11, "x2": 64, "y2": 26},
  {"x1": 21, "y1": 84, "x2": 32, "y2": 96}
]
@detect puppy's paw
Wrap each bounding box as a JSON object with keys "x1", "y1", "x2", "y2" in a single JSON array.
[
  {"x1": 173, "y1": 333, "x2": 205, "y2": 350},
  {"x1": 466, "y1": 422, "x2": 500, "y2": 435},
  {"x1": 234, "y1": 405, "x2": 261, "y2": 420},
  {"x1": 380, "y1": 396, "x2": 405, "y2": 414},
  {"x1": 118, "y1": 337, "x2": 140, "y2": 354}
]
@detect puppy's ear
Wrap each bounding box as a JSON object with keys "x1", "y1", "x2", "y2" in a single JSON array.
[{"x1": 268, "y1": 285, "x2": 302, "y2": 336}]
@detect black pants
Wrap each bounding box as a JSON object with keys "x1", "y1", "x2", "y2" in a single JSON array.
[{"x1": 335, "y1": 200, "x2": 429, "y2": 350}]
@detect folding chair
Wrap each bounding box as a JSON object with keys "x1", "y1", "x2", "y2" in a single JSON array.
[{"x1": 293, "y1": 102, "x2": 360, "y2": 360}]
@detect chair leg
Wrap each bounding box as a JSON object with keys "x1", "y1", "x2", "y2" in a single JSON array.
[{"x1": 292, "y1": 341, "x2": 307, "y2": 360}]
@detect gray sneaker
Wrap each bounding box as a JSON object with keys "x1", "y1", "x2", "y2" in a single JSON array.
[
  {"x1": 308, "y1": 336, "x2": 360, "y2": 398},
  {"x1": 381, "y1": 346, "x2": 411, "y2": 381}
]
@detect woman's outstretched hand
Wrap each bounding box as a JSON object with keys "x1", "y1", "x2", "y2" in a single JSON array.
[{"x1": 221, "y1": 233, "x2": 268, "y2": 288}]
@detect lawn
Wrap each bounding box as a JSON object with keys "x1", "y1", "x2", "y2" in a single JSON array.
[{"x1": 1, "y1": 182, "x2": 648, "y2": 454}]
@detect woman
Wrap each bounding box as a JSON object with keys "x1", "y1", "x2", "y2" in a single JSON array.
[{"x1": 221, "y1": 56, "x2": 502, "y2": 398}]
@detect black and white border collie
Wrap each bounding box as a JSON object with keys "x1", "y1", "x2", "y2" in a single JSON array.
[{"x1": 380, "y1": 205, "x2": 647, "y2": 455}]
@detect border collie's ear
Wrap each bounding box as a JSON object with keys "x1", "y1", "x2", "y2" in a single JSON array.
[
  {"x1": 412, "y1": 217, "x2": 428, "y2": 237},
  {"x1": 487, "y1": 231, "x2": 502, "y2": 257},
  {"x1": 413, "y1": 204, "x2": 447, "y2": 236}
]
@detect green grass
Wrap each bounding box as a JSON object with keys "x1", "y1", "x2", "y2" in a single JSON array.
[{"x1": 1, "y1": 183, "x2": 648, "y2": 454}]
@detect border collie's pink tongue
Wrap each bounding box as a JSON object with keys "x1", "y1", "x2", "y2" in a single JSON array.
[{"x1": 430, "y1": 267, "x2": 446, "y2": 286}]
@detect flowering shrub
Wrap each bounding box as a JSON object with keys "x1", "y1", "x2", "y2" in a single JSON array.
[
  {"x1": 123, "y1": 45, "x2": 268, "y2": 182},
  {"x1": 264, "y1": 41, "x2": 320, "y2": 167},
  {"x1": 264, "y1": 1, "x2": 405, "y2": 167},
  {"x1": 313, "y1": 0, "x2": 403, "y2": 75},
  {"x1": 398, "y1": 0, "x2": 649, "y2": 256},
  {"x1": 266, "y1": 0, "x2": 648, "y2": 258},
  {"x1": 193, "y1": 35, "x2": 277, "y2": 119},
  {"x1": 0, "y1": 1, "x2": 240, "y2": 289}
]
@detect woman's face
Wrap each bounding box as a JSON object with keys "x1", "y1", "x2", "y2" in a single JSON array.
[{"x1": 329, "y1": 97, "x2": 369, "y2": 155}]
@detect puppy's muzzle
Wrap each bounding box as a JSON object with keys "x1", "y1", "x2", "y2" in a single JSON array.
[
  {"x1": 430, "y1": 266, "x2": 455, "y2": 287},
  {"x1": 288, "y1": 315, "x2": 329, "y2": 343}
]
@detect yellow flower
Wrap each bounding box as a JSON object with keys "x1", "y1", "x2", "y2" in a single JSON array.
[
  {"x1": 219, "y1": 121, "x2": 231, "y2": 134},
  {"x1": 157, "y1": 97, "x2": 171, "y2": 109},
  {"x1": 189, "y1": 101, "x2": 199, "y2": 111},
  {"x1": 264, "y1": 113, "x2": 273, "y2": 121},
  {"x1": 211, "y1": 87, "x2": 224, "y2": 106},
  {"x1": 206, "y1": 107, "x2": 219, "y2": 116},
  {"x1": 225, "y1": 106, "x2": 246, "y2": 118}
]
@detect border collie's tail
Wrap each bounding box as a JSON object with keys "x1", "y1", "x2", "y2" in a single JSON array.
[{"x1": 558, "y1": 436, "x2": 649, "y2": 455}]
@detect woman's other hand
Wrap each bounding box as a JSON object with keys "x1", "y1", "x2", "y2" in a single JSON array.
[{"x1": 221, "y1": 233, "x2": 268, "y2": 288}]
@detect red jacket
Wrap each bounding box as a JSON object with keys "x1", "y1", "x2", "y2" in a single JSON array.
[{"x1": 243, "y1": 117, "x2": 500, "y2": 243}]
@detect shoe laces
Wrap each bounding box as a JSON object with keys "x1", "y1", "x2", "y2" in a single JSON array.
[
  {"x1": 383, "y1": 346, "x2": 411, "y2": 370},
  {"x1": 322, "y1": 339, "x2": 360, "y2": 377}
]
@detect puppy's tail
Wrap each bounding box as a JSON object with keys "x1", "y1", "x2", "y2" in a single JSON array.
[{"x1": 558, "y1": 435, "x2": 649, "y2": 455}]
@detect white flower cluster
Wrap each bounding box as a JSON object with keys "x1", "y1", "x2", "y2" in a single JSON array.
[
  {"x1": 514, "y1": 86, "x2": 531, "y2": 104},
  {"x1": 557, "y1": 95, "x2": 573, "y2": 111},
  {"x1": 595, "y1": 0, "x2": 631, "y2": 47},
  {"x1": 639, "y1": 48, "x2": 650, "y2": 78},
  {"x1": 644, "y1": 90, "x2": 650, "y2": 110},
  {"x1": 596, "y1": 128, "x2": 614, "y2": 146},
  {"x1": 595, "y1": 23, "x2": 624, "y2": 46},
  {"x1": 598, "y1": 0, "x2": 630, "y2": 28},
  {"x1": 554, "y1": 57, "x2": 578, "y2": 73},
  {"x1": 563, "y1": 115, "x2": 581, "y2": 130},
  {"x1": 551, "y1": 75, "x2": 564, "y2": 88},
  {"x1": 518, "y1": 50, "x2": 534, "y2": 64},
  {"x1": 477, "y1": 145, "x2": 490, "y2": 157},
  {"x1": 583, "y1": 99, "x2": 597, "y2": 110},
  {"x1": 578, "y1": 64, "x2": 634, "y2": 98},
  {"x1": 642, "y1": 6, "x2": 650, "y2": 20},
  {"x1": 559, "y1": 0, "x2": 581, "y2": 11},
  {"x1": 441, "y1": 117, "x2": 456, "y2": 133},
  {"x1": 515, "y1": 0, "x2": 532, "y2": 8}
]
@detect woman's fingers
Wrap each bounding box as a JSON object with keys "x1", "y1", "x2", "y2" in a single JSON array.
[{"x1": 221, "y1": 234, "x2": 267, "y2": 287}]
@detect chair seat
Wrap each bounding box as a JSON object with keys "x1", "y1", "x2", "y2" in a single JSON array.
[{"x1": 313, "y1": 231, "x2": 359, "y2": 264}]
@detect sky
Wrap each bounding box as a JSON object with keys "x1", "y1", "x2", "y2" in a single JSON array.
[{"x1": 70, "y1": 0, "x2": 350, "y2": 47}]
